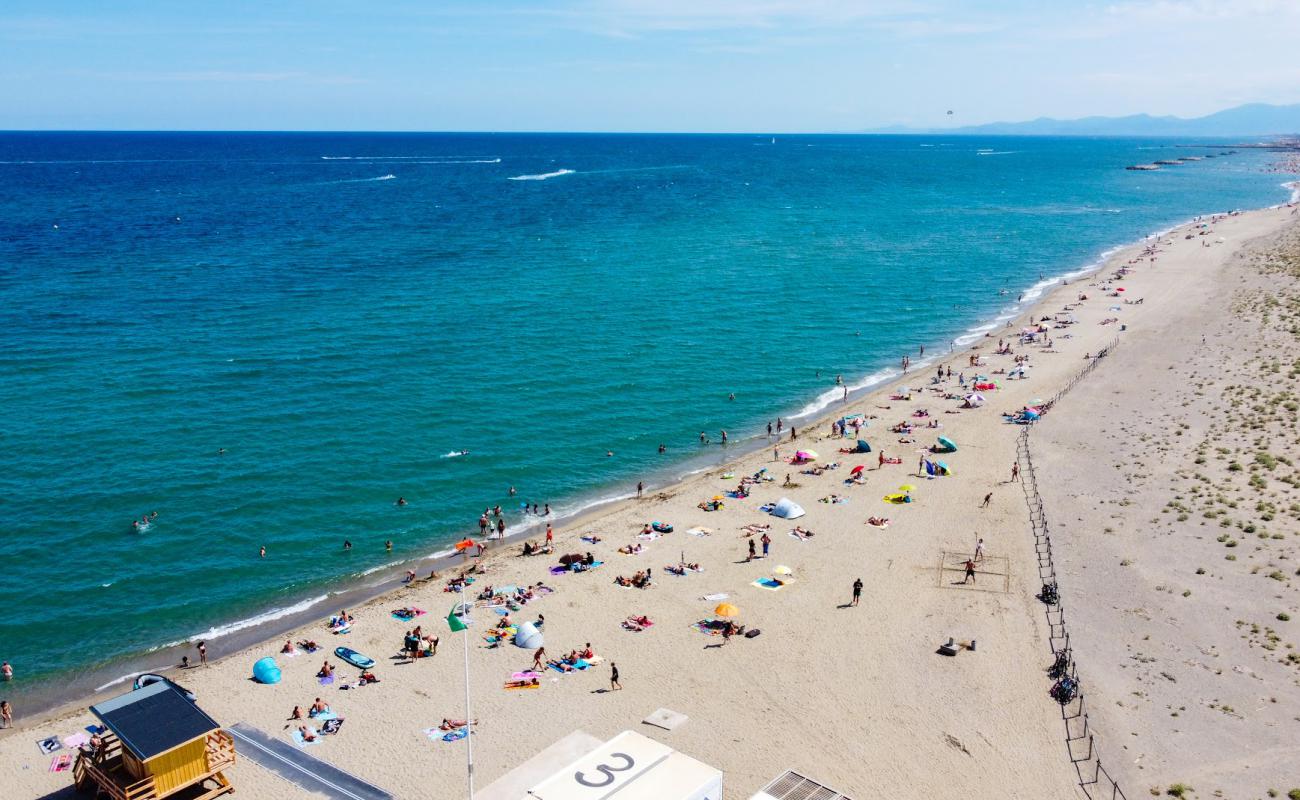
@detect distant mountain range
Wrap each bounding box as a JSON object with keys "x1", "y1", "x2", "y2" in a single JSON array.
[{"x1": 867, "y1": 103, "x2": 1300, "y2": 137}]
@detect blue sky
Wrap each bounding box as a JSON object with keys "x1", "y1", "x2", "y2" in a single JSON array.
[{"x1": 2, "y1": 0, "x2": 1298, "y2": 131}]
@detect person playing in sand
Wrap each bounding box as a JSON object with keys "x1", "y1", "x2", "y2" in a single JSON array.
[
  {"x1": 852, "y1": 578, "x2": 863, "y2": 607},
  {"x1": 962, "y1": 558, "x2": 977, "y2": 584},
  {"x1": 974, "y1": 538, "x2": 985, "y2": 563}
]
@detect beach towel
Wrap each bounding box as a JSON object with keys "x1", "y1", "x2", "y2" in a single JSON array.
[
  {"x1": 512, "y1": 671, "x2": 541, "y2": 680},
  {"x1": 642, "y1": 708, "x2": 689, "y2": 731},
  {"x1": 701, "y1": 593, "x2": 728, "y2": 601},
  {"x1": 62, "y1": 733, "x2": 89, "y2": 750},
  {"x1": 309, "y1": 710, "x2": 337, "y2": 721},
  {"x1": 752, "y1": 577, "x2": 794, "y2": 591},
  {"x1": 318, "y1": 676, "x2": 335, "y2": 686},
  {"x1": 37, "y1": 737, "x2": 62, "y2": 755},
  {"x1": 504, "y1": 682, "x2": 541, "y2": 690},
  {"x1": 692, "y1": 619, "x2": 724, "y2": 636},
  {"x1": 580, "y1": 536, "x2": 600, "y2": 544},
  {"x1": 636, "y1": 531, "x2": 660, "y2": 541},
  {"x1": 442, "y1": 728, "x2": 469, "y2": 742},
  {"x1": 49, "y1": 754, "x2": 73, "y2": 772},
  {"x1": 391, "y1": 609, "x2": 426, "y2": 621},
  {"x1": 320, "y1": 718, "x2": 344, "y2": 735},
  {"x1": 292, "y1": 729, "x2": 321, "y2": 747},
  {"x1": 686, "y1": 527, "x2": 713, "y2": 537}
]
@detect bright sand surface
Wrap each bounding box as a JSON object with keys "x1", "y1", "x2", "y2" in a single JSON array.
[{"x1": 3, "y1": 203, "x2": 1296, "y2": 800}]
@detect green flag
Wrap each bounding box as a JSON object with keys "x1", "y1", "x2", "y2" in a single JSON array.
[{"x1": 447, "y1": 602, "x2": 468, "y2": 632}]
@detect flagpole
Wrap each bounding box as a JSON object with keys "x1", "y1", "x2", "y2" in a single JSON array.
[{"x1": 463, "y1": 599, "x2": 475, "y2": 800}]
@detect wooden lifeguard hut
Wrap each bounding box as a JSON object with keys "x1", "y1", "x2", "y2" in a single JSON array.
[{"x1": 73, "y1": 681, "x2": 235, "y2": 800}]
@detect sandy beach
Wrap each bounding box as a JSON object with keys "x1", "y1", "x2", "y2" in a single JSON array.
[{"x1": 4, "y1": 201, "x2": 1297, "y2": 800}]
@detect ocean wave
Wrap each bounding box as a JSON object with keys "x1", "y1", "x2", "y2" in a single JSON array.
[
  {"x1": 182, "y1": 593, "x2": 329, "y2": 643},
  {"x1": 508, "y1": 169, "x2": 575, "y2": 181},
  {"x1": 792, "y1": 367, "x2": 898, "y2": 419},
  {"x1": 95, "y1": 671, "x2": 152, "y2": 693},
  {"x1": 978, "y1": 151, "x2": 1016, "y2": 156}
]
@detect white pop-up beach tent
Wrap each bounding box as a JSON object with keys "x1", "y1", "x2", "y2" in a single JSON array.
[
  {"x1": 513, "y1": 621, "x2": 543, "y2": 649},
  {"x1": 523, "y1": 730, "x2": 722, "y2": 800},
  {"x1": 770, "y1": 497, "x2": 806, "y2": 520}
]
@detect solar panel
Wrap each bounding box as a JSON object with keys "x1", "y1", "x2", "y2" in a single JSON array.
[{"x1": 90, "y1": 681, "x2": 220, "y2": 761}]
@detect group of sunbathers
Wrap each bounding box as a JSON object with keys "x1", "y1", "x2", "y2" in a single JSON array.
[
  {"x1": 402, "y1": 627, "x2": 439, "y2": 659},
  {"x1": 622, "y1": 615, "x2": 653, "y2": 631},
  {"x1": 520, "y1": 540, "x2": 555, "y2": 557},
  {"x1": 614, "y1": 570, "x2": 653, "y2": 588},
  {"x1": 618, "y1": 542, "x2": 644, "y2": 555},
  {"x1": 286, "y1": 639, "x2": 319, "y2": 654}
]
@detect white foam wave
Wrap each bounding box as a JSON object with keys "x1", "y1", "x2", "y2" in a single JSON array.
[
  {"x1": 182, "y1": 594, "x2": 329, "y2": 643},
  {"x1": 358, "y1": 560, "x2": 404, "y2": 577},
  {"x1": 95, "y1": 671, "x2": 152, "y2": 692},
  {"x1": 978, "y1": 151, "x2": 1016, "y2": 156},
  {"x1": 508, "y1": 169, "x2": 575, "y2": 181},
  {"x1": 1286, "y1": 181, "x2": 1300, "y2": 205},
  {"x1": 792, "y1": 367, "x2": 898, "y2": 419}
]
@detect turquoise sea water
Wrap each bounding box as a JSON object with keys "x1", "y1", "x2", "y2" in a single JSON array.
[{"x1": 0, "y1": 132, "x2": 1291, "y2": 702}]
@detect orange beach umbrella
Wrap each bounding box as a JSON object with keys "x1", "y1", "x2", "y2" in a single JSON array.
[{"x1": 714, "y1": 602, "x2": 740, "y2": 618}]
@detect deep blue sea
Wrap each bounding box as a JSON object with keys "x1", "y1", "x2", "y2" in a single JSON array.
[{"x1": 0, "y1": 132, "x2": 1291, "y2": 701}]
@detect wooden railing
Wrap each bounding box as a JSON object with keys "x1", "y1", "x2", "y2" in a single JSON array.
[{"x1": 72, "y1": 750, "x2": 157, "y2": 800}]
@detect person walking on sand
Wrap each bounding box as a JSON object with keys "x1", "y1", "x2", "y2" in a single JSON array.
[
  {"x1": 760, "y1": 532, "x2": 771, "y2": 557},
  {"x1": 747, "y1": 539, "x2": 756, "y2": 562},
  {"x1": 974, "y1": 538, "x2": 986, "y2": 563},
  {"x1": 532, "y1": 647, "x2": 545, "y2": 670},
  {"x1": 197, "y1": 641, "x2": 207, "y2": 667},
  {"x1": 610, "y1": 662, "x2": 621, "y2": 691},
  {"x1": 545, "y1": 525, "x2": 553, "y2": 546},
  {"x1": 981, "y1": 492, "x2": 992, "y2": 508},
  {"x1": 1011, "y1": 463, "x2": 1020, "y2": 482},
  {"x1": 851, "y1": 578, "x2": 863, "y2": 607},
  {"x1": 962, "y1": 558, "x2": 977, "y2": 584}
]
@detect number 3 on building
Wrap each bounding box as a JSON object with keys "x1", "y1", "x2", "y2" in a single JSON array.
[{"x1": 574, "y1": 752, "x2": 635, "y2": 787}]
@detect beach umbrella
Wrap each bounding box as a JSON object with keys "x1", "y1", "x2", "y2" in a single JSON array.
[
  {"x1": 898, "y1": 484, "x2": 916, "y2": 492},
  {"x1": 851, "y1": 465, "x2": 865, "y2": 474},
  {"x1": 772, "y1": 565, "x2": 793, "y2": 575},
  {"x1": 558, "y1": 552, "x2": 583, "y2": 566},
  {"x1": 796, "y1": 450, "x2": 818, "y2": 460},
  {"x1": 454, "y1": 538, "x2": 477, "y2": 552},
  {"x1": 712, "y1": 495, "x2": 724, "y2": 501},
  {"x1": 714, "y1": 602, "x2": 740, "y2": 618}
]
